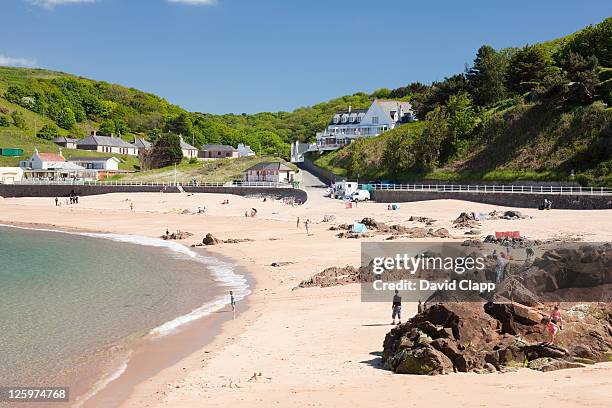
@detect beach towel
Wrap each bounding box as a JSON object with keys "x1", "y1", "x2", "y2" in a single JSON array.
[{"x1": 352, "y1": 223, "x2": 368, "y2": 234}]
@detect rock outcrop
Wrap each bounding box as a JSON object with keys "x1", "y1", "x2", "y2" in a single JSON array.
[{"x1": 382, "y1": 302, "x2": 612, "y2": 375}]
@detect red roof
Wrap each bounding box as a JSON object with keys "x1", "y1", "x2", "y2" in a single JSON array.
[{"x1": 37, "y1": 153, "x2": 65, "y2": 162}]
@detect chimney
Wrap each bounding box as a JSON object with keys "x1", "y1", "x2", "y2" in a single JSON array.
[
  {"x1": 59, "y1": 147, "x2": 63, "y2": 157},
  {"x1": 91, "y1": 130, "x2": 97, "y2": 136}
]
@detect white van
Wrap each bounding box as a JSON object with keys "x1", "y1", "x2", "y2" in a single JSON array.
[{"x1": 350, "y1": 189, "x2": 371, "y2": 202}]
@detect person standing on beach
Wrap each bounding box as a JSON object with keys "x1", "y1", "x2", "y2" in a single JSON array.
[
  {"x1": 418, "y1": 300, "x2": 423, "y2": 314},
  {"x1": 230, "y1": 291, "x2": 235, "y2": 311},
  {"x1": 391, "y1": 290, "x2": 402, "y2": 325},
  {"x1": 130, "y1": 202, "x2": 134, "y2": 212},
  {"x1": 296, "y1": 217, "x2": 300, "y2": 229},
  {"x1": 54, "y1": 197, "x2": 58, "y2": 206},
  {"x1": 305, "y1": 219, "x2": 310, "y2": 236}
]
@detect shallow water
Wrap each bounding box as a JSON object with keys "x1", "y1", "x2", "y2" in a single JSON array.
[{"x1": 0, "y1": 225, "x2": 247, "y2": 389}]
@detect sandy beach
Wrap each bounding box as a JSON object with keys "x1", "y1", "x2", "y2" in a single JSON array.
[{"x1": 1, "y1": 189, "x2": 611, "y2": 408}]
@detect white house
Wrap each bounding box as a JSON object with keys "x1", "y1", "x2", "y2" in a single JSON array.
[
  {"x1": 0, "y1": 167, "x2": 24, "y2": 184},
  {"x1": 198, "y1": 144, "x2": 239, "y2": 159},
  {"x1": 67, "y1": 156, "x2": 121, "y2": 171},
  {"x1": 316, "y1": 99, "x2": 416, "y2": 148},
  {"x1": 51, "y1": 136, "x2": 78, "y2": 149},
  {"x1": 244, "y1": 162, "x2": 296, "y2": 183},
  {"x1": 237, "y1": 143, "x2": 255, "y2": 157},
  {"x1": 77, "y1": 132, "x2": 139, "y2": 156},
  {"x1": 19, "y1": 149, "x2": 96, "y2": 181},
  {"x1": 179, "y1": 136, "x2": 198, "y2": 159}
]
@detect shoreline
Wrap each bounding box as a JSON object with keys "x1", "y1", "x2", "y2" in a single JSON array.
[
  {"x1": 0, "y1": 221, "x2": 253, "y2": 408},
  {"x1": 1, "y1": 192, "x2": 611, "y2": 408}
]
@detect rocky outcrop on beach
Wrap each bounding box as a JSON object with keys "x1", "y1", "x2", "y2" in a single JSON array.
[
  {"x1": 332, "y1": 218, "x2": 450, "y2": 239},
  {"x1": 453, "y1": 212, "x2": 481, "y2": 229},
  {"x1": 382, "y1": 302, "x2": 612, "y2": 375},
  {"x1": 453, "y1": 210, "x2": 530, "y2": 229},
  {"x1": 161, "y1": 231, "x2": 194, "y2": 240},
  {"x1": 408, "y1": 216, "x2": 437, "y2": 225},
  {"x1": 196, "y1": 234, "x2": 255, "y2": 246}
]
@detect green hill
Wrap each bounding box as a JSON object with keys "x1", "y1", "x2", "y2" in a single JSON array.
[{"x1": 313, "y1": 17, "x2": 612, "y2": 186}]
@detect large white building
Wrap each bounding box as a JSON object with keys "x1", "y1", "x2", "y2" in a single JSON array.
[
  {"x1": 316, "y1": 99, "x2": 416, "y2": 148},
  {"x1": 291, "y1": 99, "x2": 416, "y2": 162}
]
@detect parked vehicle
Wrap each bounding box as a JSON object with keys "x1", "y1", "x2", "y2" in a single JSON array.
[{"x1": 350, "y1": 189, "x2": 371, "y2": 201}]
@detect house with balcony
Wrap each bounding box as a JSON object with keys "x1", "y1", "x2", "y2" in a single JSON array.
[
  {"x1": 316, "y1": 99, "x2": 416, "y2": 148},
  {"x1": 292, "y1": 99, "x2": 416, "y2": 162},
  {"x1": 19, "y1": 149, "x2": 97, "y2": 181}
]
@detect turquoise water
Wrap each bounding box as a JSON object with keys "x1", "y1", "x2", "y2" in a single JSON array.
[{"x1": 0, "y1": 226, "x2": 247, "y2": 388}]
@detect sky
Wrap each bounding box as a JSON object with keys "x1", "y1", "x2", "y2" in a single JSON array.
[{"x1": 1, "y1": 0, "x2": 610, "y2": 114}]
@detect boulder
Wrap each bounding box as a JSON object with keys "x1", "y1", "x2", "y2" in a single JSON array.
[
  {"x1": 527, "y1": 357, "x2": 585, "y2": 372},
  {"x1": 202, "y1": 233, "x2": 222, "y2": 246},
  {"x1": 387, "y1": 344, "x2": 454, "y2": 375}
]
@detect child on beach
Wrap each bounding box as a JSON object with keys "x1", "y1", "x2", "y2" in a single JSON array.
[
  {"x1": 230, "y1": 291, "x2": 235, "y2": 311},
  {"x1": 546, "y1": 305, "x2": 563, "y2": 343}
]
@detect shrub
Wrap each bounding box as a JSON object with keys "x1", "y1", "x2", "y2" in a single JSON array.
[{"x1": 0, "y1": 115, "x2": 10, "y2": 127}]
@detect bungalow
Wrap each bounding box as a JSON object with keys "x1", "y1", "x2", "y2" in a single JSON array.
[
  {"x1": 132, "y1": 137, "x2": 152, "y2": 154},
  {"x1": 243, "y1": 162, "x2": 296, "y2": 183},
  {"x1": 237, "y1": 143, "x2": 255, "y2": 157},
  {"x1": 51, "y1": 136, "x2": 78, "y2": 149},
  {"x1": 198, "y1": 144, "x2": 239, "y2": 159},
  {"x1": 68, "y1": 156, "x2": 121, "y2": 171},
  {"x1": 19, "y1": 149, "x2": 97, "y2": 181},
  {"x1": 179, "y1": 136, "x2": 198, "y2": 159},
  {"x1": 0, "y1": 167, "x2": 24, "y2": 184},
  {"x1": 67, "y1": 156, "x2": 122, "y2": 180},
  {"x1": 77, "y1": 132, "x2": 139, "y2": 156}
]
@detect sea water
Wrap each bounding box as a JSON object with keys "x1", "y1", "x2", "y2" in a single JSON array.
[{"x1": 0, "y1": 225, "x2": 249, "y2": 391}]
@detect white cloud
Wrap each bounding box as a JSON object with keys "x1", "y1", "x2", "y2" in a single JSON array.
[
  {"x1": 27, "y1": 0, "x2": 98, "y2": 9},
  {"x1": 0, "y1": 54, "x2": 37, "y2": 68},
  {"x1": 167, "y1": 0, "x2": 217, "y2": 5}
]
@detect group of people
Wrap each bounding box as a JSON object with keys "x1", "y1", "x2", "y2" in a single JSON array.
[
  {"x1": 54, "y1": 195, "x2": 79, "y2": 206},
  {"x1": 540, "y1": 199, "x2": 553, "y2": 210}
]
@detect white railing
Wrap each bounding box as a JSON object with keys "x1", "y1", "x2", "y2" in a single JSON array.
[
  {"x1": 10, "y1": 180, "x2": 295, "y2": 189},
  {"x1": 366, "y1": 183, "x2": 612, "y2": 196}
]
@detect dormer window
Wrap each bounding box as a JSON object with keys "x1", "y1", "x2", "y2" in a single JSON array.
[
  {"x1": 341, "y1": 115, "x2": 348, "y2": 123},
  {"x1": 333, "y1": 115, "x2": 340, "y2": 124}
]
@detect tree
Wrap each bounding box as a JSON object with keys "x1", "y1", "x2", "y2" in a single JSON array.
[
  {"x1": 562, "y1": 51, "x2": 600, "y2": 94},
  {"x1": 56, "y1": 107, "x2": 76, "y2": 130},
  {"x1": 11, "y1": 111, "x2": 27, "y2": 129},
  {"x1": 382, "y1": 127, "x2": 415, "y2": 175},
  {"x1": 467, "y1": 45, "x2": 508, "y2": 106},
  {"x1": 165, "y1": 112, "x2": 193, "y2": 138},
  {"x1": 420, "y1": 74, "x2": 469, "y2": 117},
  {"x1": 413, "y1": 106, "x2": 448, "y2": 172},
  {"x1": 557, "y1": 17, "x2": 611, "y2": 67},
  {"x1": 98, "y1": 119, "x2": 116, "y2": 135},
  {"x1": 505, "y1": 44, "x2": 555, "y2": 94},
  {"x1": 143, "y1": 132, "x2": 183, "y2": 169},
  {"x1": 37, "y1": 124, "x2": 60, "y2": 140},
  {"x1": 0, "y1": 115, "x2": 10, "y2": 127}
]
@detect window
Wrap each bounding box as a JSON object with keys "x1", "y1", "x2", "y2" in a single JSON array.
[{"x1": 372, "y1": 116, "x2": 379, "y2": 124}]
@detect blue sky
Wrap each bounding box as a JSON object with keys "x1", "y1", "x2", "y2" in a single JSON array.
[{"x1": 1, "y1": 0, "x2": 609, "y2": 114}]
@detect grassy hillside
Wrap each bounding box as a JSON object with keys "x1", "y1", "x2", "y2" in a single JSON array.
[
  {"x1": 313, "y1": 17, "x2": 612, "y2": 186},
  {"x1": 115, "y1": 155, "x2": 296, "y2": 184}
]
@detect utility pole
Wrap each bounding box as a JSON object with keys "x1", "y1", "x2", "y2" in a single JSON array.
[{"x1": 174, "y1": 163, "x2": 177, "y2": 186}]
